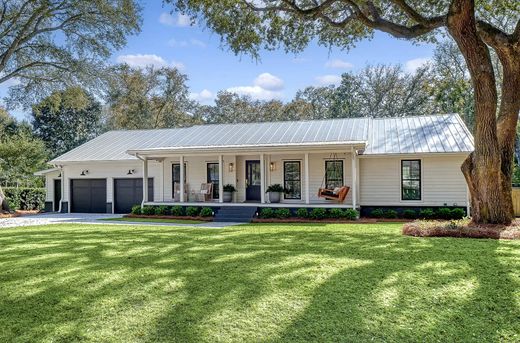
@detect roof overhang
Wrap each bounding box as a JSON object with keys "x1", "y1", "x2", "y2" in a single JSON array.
[{"x1": 34, "y1": 167, "x2": 60, "y2": 176}]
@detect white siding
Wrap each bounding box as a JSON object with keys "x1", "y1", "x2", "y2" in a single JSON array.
[{"x1": 44, "y1": 170, "x2": 61, "y2": 202}]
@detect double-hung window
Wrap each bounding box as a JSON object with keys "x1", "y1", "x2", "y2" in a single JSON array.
[{"x1": 401, "y1": 160, "x2": 421, "y2": 201}]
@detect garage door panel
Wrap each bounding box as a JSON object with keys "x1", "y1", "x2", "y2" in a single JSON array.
[
  {"x1": 71, "y1": 179, "x2": 107, "y2": 213},
  {"x1": 114, "y1": 178, "x2": 153, "y2": 214}
]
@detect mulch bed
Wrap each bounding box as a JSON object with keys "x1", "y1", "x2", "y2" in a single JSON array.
[
  {"x1": 124, "y1": 214, "x2": 213, "y2": 222},
  {"x1": 252, "y1": 217, "x2": 413, "y2": 224},
  {"x1": 403, "y1": 219, "x2": 520, "y2": 240},
  {"x1": 0, "y1": 210, "x2": 41, "y2": 218}
]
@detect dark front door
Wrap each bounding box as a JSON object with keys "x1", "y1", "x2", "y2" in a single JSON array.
[
  {"x1": 114, "y1": 178, "x2": 153, "y2": 214},
  {"x1": 207, "y1": 163, "x2": 219, "y2": 199},
  {"x1": 70, "y1": 179, "x2": 107, "y2": 213},
  {"x1": 245, "y1": 160, "x2": 261, "y2": 201},
  {"x1": 53, "y1": 179, "x2": 61, "y2": 212}
]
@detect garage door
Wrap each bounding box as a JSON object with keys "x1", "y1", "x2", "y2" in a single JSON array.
[
  {"x1": 114, "y1": 178, "x2": 153, "y2": 214},
  {"x1": 71, "y1": 179, "x2": 107, "y2": 213}
]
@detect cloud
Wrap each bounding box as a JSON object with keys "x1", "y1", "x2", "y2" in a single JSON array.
[
  {"x1": 325, "y1": 59, "x2": 354, "y2": 69},
  {"x1": 116, "y1": 54, "x2": 185, "y2": 71},
  {"x1": 315, "y1": 74, "x2": 342, "y2": 86},
  {"x1": 292, "y1": 57, "x2": 310, "y2": 64},
  {"x1": 404, "y1": 57, "x2": 431, "y2": 73},
  {"x1": 227, "y1": 72, "x2": 285, "y2": 100},
  {"x1": 190, "y1": 89, "x2": 214, "y2": 104},
  {"x1": 159, "y1": 12, "x2": 191, "y2": 27},
  {"x1": 253, "y1": 72, "x2": 284, "y2": 91},
  {"x1": 168, "y1": 38, "x2": 206, "y2": 48},
  {"x1": 190, "y1": 39, "x2": 206, "y2": 48}
]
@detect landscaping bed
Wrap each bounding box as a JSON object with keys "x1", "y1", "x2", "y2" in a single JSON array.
[
  {"x1": 253, "y1": 217, "x2": 413, "y2": 223},
  {"x1": 124, "y1": 214, "x2": 213, "y2": 222},
  {"x1": 0, "y1": 210, "x2": 40, "y2": 218},
  {"x1": 403, "y1": 219, "x2": 520, "y2": 240}
]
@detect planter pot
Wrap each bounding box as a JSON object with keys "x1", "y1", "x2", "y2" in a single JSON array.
[
  {"x1": 223, "y1": 191, "x2": 233, "y2": 203},
  {"x1": 268, "y1": 192, "x2": 281, "y2": 203}
]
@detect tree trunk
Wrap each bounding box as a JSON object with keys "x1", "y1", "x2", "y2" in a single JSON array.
[
  {"x1": 448, "y1": 0, "x2": 513, "y2": 224},
  {"x1": 0, "y1": 185, "x2": 10, "y2": 213}
]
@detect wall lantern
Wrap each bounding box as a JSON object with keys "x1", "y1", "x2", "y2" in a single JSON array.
[
  {"x1": 228, "y1": 163, "x2": 234, "y2": 172},
  {"x1": 80, "y1": 170, "x2": 89, "y2": 176},
  {"x1": 127, "y1": 169, "x2": 136, "y2": 175},
  {"x1": 269, "y1": 162, "x2": 276, "y2": 171}
]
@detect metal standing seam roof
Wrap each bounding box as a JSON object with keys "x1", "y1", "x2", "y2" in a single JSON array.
[{"x1": 50, "y1": 114, "x2": 474, "y2": 163}]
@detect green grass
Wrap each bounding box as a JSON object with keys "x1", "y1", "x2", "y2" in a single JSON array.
[
  {"x1": 0, "y1": 223, "x2": 519, "y2": 342},
  {"x1": 101, "y1": 217, "x2": 206, "y2": 224}
]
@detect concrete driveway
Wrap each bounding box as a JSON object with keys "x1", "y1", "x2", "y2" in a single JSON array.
[{"x1": 0, "y1": 213, "x2": 241, "y2": 229}]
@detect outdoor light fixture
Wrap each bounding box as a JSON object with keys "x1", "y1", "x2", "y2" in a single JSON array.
[
  {"x1": 127, "y1": 169, "x2": 136, "y2": 175},
  {"x1": 228, "y1": 163, "x2": 234, "y2": 172},
  {"x1": 270, "y1": 162, "x2": 276, "y2": 171},
  {"x1": 80, "y1": 170, "x2": 89, "y2": 176}
]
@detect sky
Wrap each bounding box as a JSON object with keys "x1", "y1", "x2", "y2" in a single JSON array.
[{"x1": 5, "y1": 1, "x2": 437, "y2": 120}]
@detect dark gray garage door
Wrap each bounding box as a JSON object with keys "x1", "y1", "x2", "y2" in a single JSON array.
[
  {"x1": 71, "y1": 179, "x2": 107, "y2": 213},
  {"x1": 114, "y1": 178, "x2": 153, "y2": 214}
]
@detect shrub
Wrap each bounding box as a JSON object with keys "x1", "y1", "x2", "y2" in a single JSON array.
[
  {"x1": 436, "y1": 207, "x2": 452, "y2": 220},
  {"x1": 266, "y1": 184, "x2": 285, "y2": 193},
  {"x1": 200, "y1": 207, "x2": 213, "y2": 217},
  {"x1": 309, "y1": 208, "x2": 327, "y2": 220},
  {"x1": 295, "y1": 208, "x2": 308, "y2": 218},
  {"x1": 3, "y1": 187, "x2": 45, "y2": 210},
  {"x1": 370, "y1": 208, "x2": 385, "y2": 218},
  {"x1": 141, "y1": 206, "x2": 155, "y2": 215},
  {"x1": 259, "y1": 208, "x2": 275, "y2": 219},
  {"x1": 402, "y1": 209, "x2": 417, "y2": 219},
  {"x1": 155, "y1": 205, "x2": 170, "y2": 215},
  {"x1": 328, "y1": 208, "x2": 344, "y2": 219},
  {"x1": 419, "y1": 208, "x2": 435, "y2": 219},
  {"x1": 274, "y1": 208, "x2": 291, "y2": 219},
  {"x1": 223, "y1": 184, "x2": 236, "y2": 192},
  {"x1": 131, "y1": 205, "x2": 141, "y2": 215},
  {"x1": 342, "y1": 209, "x2": 358, "y2": 220},
  {"x1": 384, "y1": 209, "x2": 398, "y2": 219},
  {"x1": 171, "y1": 205, "x2": 183, "y2": 216},
  {"x1": 186, "y1": 206, "x2": 199, "y2": 217},
  {"x1": 451, "y1": 208, "x2": 466, "y2": 219}
]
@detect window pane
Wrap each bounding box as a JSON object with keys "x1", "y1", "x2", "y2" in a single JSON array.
[
  {"x1": 401, "y1": 160, "x2": 421, "y2": 201},
  {"x1": 325, "y1": 161, "x2": 343, "y2": 189},
  {"x1": 284, "y1": 161, "x2": 301, "y2": 199}
]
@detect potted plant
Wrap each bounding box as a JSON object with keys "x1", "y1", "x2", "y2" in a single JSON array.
[
  {"x1": 222, "y1": 184, "x2": 236, "y2": 202},
  {"x1": 266, "y1": 184, "x2": 285, "y2": 203}
]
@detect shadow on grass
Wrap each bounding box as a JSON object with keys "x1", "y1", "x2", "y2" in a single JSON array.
[{"x1": 0, "y1": 223, "x2": 518, "y2": 342}]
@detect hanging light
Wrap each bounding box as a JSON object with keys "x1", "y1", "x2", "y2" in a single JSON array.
[
  {"x1": 269, "y1": 162, "x2": 276, "y2": 171},
  {"x1": 228, "y1": 163, "x2": 234, "y2": 172}
]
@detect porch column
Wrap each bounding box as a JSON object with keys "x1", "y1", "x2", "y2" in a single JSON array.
[
  {"x1": 260, "y1": 153, "x2": 265, "y2": 203},
  {"x1": 304, "y1": 152, "x2": 310, "y2": 204},
  {"x1": 180, "y1": 155, "x2": 185, "y2": 202},
  {"x1": 218, "y1": 154, "x2": 224, "y2": 203},
  {"x1": 351, "y1": 150, "x2": 357, "y2": 209},
  {"x1": 142, "y1": 158, "x2": 149, "y2": 208}
]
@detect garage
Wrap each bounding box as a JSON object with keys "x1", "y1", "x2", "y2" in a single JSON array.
[
  {"x1": 114, "y1": 178, "x2": 153, "y2": 214},
  {"x1": 70, "y1": 179, "x2": 107, "y2": 213}
]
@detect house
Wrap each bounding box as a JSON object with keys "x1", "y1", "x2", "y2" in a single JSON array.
[{"x1": 37, "y1": 114, "x2": 473, "y2": 218}]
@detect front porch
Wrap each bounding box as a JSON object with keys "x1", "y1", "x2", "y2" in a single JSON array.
[{"x1": 144, "y1": 201, "x2": 356, "y2": 209}]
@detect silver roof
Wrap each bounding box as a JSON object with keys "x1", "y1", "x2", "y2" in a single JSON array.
[{"x1": 50, "y1": 114, "x2": 473, "y2": 163}]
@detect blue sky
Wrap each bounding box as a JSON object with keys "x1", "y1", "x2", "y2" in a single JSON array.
[{"x1": 6, "y1": 1, "x2": 436, "y2": 120}]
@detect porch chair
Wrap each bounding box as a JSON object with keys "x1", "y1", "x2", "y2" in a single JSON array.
[
  {"x1": 196, "y1": 183, "x2": 213, "y2": 202},
  {"x1": 173, "y1": 182, "x2": 189, "y2": 202}
]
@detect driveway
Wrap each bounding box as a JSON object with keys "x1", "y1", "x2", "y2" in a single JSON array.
[{"x1": 0, "y1": 213, "x2": 241, "y2": 229}]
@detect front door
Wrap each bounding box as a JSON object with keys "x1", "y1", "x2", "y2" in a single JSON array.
[
  {"x1": 54, "y1": 179, "x2": 61, "y2": 212},
  {"x1": 207, "y1": 163, "x2": 219, "y2": 199},
  {"x1": 245, "y1": 160, "x2": 261, "y2": 201}
]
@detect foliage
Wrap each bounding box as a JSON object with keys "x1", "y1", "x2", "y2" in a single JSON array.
[
  {"x1": 403, "y1": 209, "x2": 418, "y2": 219},
  {"x1": 31, "y1": 87, "x2": 103, "y2": 158},
  {"x1": 141, "y1": 206, "x2": 155, "y2": 215},
  {"x1": 200, "y1": 207, "x2": 213, "y2": 217},
  {"x1": 186, "y1": 207, "x2": 200, "y2": 217},
  {"x1": 223, "y1": 184, "x2": 236, "y2": 192},
  {"x1": 342, "y1": 209, "x2": 359, "y2": 220},
  {"x1": 130, "y1": 205, "x2": 141, "y2": 215},
  {"x1": 105, "y1": 65, "x2": 201, "y2": 129},
  {"x1": 3, "y1": 187, "x2": 45, "y2": 210},
  {"x1": 419, "y1": 208, "x2": 435, "y2": 219},
  {"x1": 370, "y1": 208, "x2": 385, "y2": 218},
  {"x1": 291, "y1": 208, "x2": 307, "y2": 218},
  {"x1": 328, "y1": 208, "x2": 344, "y2": 219},
  {"x1": 274, "y1": 208, "x2": 290, "y2": 219},
  {"x1": 171, "y1": 206, "x2": 183, "y2": 216},
  {"x1": 384, "y1": 210, "x2": 399, "y2": 219},
  {"x1": 309, "y1": 208, "x2": 327, "y2": 220},
  {"x1": 266, "y1": 184, "x2": 285, "y2": 193},
  {"x1": 155, "y1": 206, "x2": 170, "y2": 216},
  {"x1": 451, "y1": 208, "x2": 466, "y2": 220},
  {"x1": 1, "y1": 0, "x2": 141, "y2": 109},
  {"x1": 259, "y1": 208, "x2": 275, "y2": 219},
  {"x1": 436, "y1": 208, "x2": 453, "y2": 220}
]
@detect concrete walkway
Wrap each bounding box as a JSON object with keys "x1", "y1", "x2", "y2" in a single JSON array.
[{"x1": 0, "y1": 213, "x2": 243, "y2": 229}]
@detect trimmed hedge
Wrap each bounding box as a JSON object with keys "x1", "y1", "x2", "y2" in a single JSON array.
[
  {"x1": 129, "y1": 205, "x2": 214, "y2": 218},
  {"x1": 3, "y1": 187, "x2": 45, "y2": 210},
  {"x1": 368, "y1": 207, "x2": 466, "y2": 220}
]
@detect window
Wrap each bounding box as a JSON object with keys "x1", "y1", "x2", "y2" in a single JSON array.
[
  {"x1": 325, "y1": 160, "x2": 344, "y2": 189},
  {"x1": 207, "y1": 163, "x2": 219, "y2": 199},
  {"x1": 284, "y1": 161, "x2": 301, "y2": 199},
  {"x1": 401, "y1": 160, "x2": 421, "y2": 200},
  {"x1": 172, "y1": 163, "x2": 187, "y2": 197}
]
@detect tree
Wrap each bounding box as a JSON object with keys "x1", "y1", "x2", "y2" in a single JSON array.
[
  {"x1": 31, "y1": 87, "x2": 103, "y2": 158},
  {"x1": 105, "y1": 64, "x2": 201, "y2": 129},
  {"x1": 167, "y1": 0, "x2": 520, "y2": 224},
  {"x1": 0, "y1": 0, "x2": 141, "y2": 108}
]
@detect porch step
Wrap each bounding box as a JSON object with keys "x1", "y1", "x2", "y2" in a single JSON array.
[{"x1": 214, "y1": 206, "x2": 257, "y2": 223}]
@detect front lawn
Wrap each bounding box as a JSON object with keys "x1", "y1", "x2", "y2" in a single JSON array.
[
  {"x1": 0, "y1": 223, "x2": 519, "y2": 342},
  {"x1": 101, "y1": 217, "x2": 206, "y2": 224}
]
